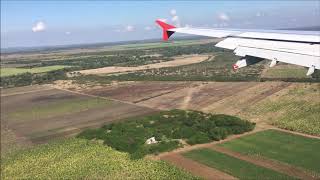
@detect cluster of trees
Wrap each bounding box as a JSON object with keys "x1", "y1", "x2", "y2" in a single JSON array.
[
  {"x1": 0, "y1": 69, "x2": 67, "y2": 88},
  {"x1": 100, "y1": 53, "x2": 265, "y2": 82},
  {"x1": 77, "y1": 109, "x2": 255, "y2": 158},
  {"x1": 154, "y1": 43, "x2": 223, "y2": 57}
]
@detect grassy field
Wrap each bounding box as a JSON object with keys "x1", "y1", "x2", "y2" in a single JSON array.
[
  {"x1": 1, "y1": 138, "x2": 198, "y2": 179},
  {"x1": 218, "y1": 129, "x2": 320, "y2": 175},
  {"x1": 242, "y1": 83, "x2": 320, "y2": 136},
  {"x1": 183, "y1": 148, "x2": 294, "y2": 180},
  {"x1": 262, "y1": 68, "x2": 307, "y2": 79},
  {"x1": 107, "y1": 39, "x2": 213, "y2": 50},
  {"x1": 9, "y1": 98, "x2": 111, "y2": 122},
  {"x1": 1, "y1": 65, "x2": 69, "y2": 77}
]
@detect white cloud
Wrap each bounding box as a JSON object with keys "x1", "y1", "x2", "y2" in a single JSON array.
[
  {"x1": 144, "y1": 26, "x2": 152, "y2": 31},
  {"x1": 170, "y1": 9, "x2": 177, "y2": 16},
  {"x1": 125, "y1": 25, "x2": 134, "y2": 32},
  {"x1": 32, "y1": 21, "x2": 46, "y2": 32},
  {"x1": 172, "y1": 15, "x2": 179, "y2": 22},
  {"x1": 65, "y1": 31, "x2": 71, "y2": 35},
  {"x1": 256, "y1": 12, "x2": 261, "y2": 17},
  {"x1": 115, "y1": 25, "x2": 135, "y2": 33},
  {"x1": 171, "y1": 15, "x2": 181, "y2": 27},
  {"x1": 218, "y1": 13, "x2": 230, "y2": 21},
  {"x1": 169, "y1": 9, "x2": 181, "y2": 27},
  {"x1": 158, "y1": 18, "x2": 167, "y2": 23}
]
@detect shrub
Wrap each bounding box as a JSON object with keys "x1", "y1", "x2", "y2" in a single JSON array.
[
  {"x1": 77, "y1": 110, "x2": 255, "y2": 158},
  {"x1": 187, "y1": 133, "x2": 211, "y2": 145}
]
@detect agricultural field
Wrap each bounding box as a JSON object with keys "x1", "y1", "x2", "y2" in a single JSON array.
[
  {"x1": 261, "y1": 63, "x2": 310, "y2": 79},
  {"x1": 80, "y1": 81, "x2": 320, "y2": 137},
  {"x1": 107, "y1": 39, "x2": 216, "y2": 50},
  {"x1": 241, "y1": 83, "x2": 320, "y2": 136},
  {"x1": 1, "y1": 65, "x2": 69, "y2": 77},
  {"x1": 1, "y1": 85, "x2": 156, "y2": 155},
  {"x1": 183, "y1": 148, "x2": 294, "y2": 180},
  {"x1": 99, "y1": 52, "x2": 266, "y2": 82},
  {"x1": 219, "y1": 129, "x2": 320, "y2": 176},
  {"x1": 1, "y1": 138, "x2": 198, "y2": 179},
  {"x1": 77, "y1": 55, "x2": 210, "y2": 75},
  {"x1": 78, "y1": 109, "x2": 255, "y2": 158},
  {"x1": 2, "y1": 36, "x2": 320, "y2": 179}
]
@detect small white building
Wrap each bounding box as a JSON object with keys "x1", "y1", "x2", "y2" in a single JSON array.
[{"x1": 145, "y1": 137, "x2": 157, "y2": 145}]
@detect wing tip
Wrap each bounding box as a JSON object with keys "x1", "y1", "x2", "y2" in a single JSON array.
[{"x1": 155, "y1": 19, "x2": 176, "y2": 41}]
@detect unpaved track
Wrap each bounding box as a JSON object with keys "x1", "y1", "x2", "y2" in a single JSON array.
[
  {"x1": 209, "y1": 146, "x2": 317, "y2": 180},
  {"x1": 162, "y1": 153, "x2": 237, "y2": 180}
]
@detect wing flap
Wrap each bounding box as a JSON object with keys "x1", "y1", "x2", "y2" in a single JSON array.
[{"x1": 234, "y1": 46, "x2": 320, "y2": 69}]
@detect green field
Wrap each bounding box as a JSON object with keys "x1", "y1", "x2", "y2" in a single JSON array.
[
  {"x1": 108, "y1": 40, "x2": 209, "y2": 50},
  {"x1": 1, "y1": 138, "x2": 198, "y2": 179},
  {"x1": 262, "y1": 68, "x2": 308, "y2": 79},
  {"x1": 184, "y1": 148, "x2": 294, "y2": 180},
  {"x1": 9, "y1": 98, "x2": 110, "y2": 121},
  {"x1": 1, "y1": 65, "x2": 69, "y2": 77},
  {"x1": 219, "y1": 130, "x2": 320, "y2": 175},
  {"x1": 243, "y1": 84, "x2": 320, "y2": 136}
]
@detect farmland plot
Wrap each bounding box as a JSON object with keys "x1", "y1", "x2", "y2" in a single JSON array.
[{"x1": 1, "y1": 85, "x2": 156, "y2": 155}]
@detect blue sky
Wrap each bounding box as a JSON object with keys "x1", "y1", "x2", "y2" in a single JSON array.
[{"x1": 1, "y1": 0, "x2": 319, "y2": 48}]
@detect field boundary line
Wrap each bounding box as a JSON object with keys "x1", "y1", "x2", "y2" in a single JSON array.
[
  {"x1": 153, "y1": 128, "x2": 267, "y2": 159},
  {"x1": 51, "y1": 86, "x2": 158, "y2": 111},
  {"x1": 1, "y1": 87, "x2": 54, "y2": 97},
  {"x1": 270, "y1": 127, "x2": 320, "y2": 139},
  {"x1": 133, "y1": 86, "x2": 187, "y2": 103},
  {"x1": 209, "y1": 146, "x2": 318, "y2": 180},
  {"x1": 161, "y1": 153, "x2": 238, "y2": 180}
]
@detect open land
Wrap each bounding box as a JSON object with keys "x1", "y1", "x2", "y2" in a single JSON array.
[
  {"x1": 77, "y1": 55, "x2": 210, "y2": 75},
  {"x1": 1, "y1": 38, "x2": 320, "y2": 179},
  {"x1": 1, "y1": 65, "x2": 69, "y2": 77},
  {"x1": 1, "y1": 85, "x2": 157, "y2": 155},
  {"x1": 74, "y1": 81, "x2": 319, "y2": 136},
  {"x1": 1, "y1": 138, "x2": 198, "y2": 179}
]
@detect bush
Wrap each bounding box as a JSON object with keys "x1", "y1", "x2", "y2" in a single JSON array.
[
  {"x1": 187, "y1": 133, "x2": 211, "y2": 145},
  {"x1": 209, "y1": 128, "x2": 229, "y2": 141},
  {"x1": 77, "y1": 110, "x2": 255, "y2": 158}
]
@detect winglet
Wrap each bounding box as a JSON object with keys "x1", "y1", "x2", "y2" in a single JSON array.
[{"x1": 155, "y1": 19, "x2": 176, "y2": 41}]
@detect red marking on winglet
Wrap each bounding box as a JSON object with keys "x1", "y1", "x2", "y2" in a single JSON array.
[{"x1": 155, "y1": 20, "x2": 176, "y2": 41}]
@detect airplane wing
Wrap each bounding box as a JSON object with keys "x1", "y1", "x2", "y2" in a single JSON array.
[{"x1": 156, "y1": 19, "x2": 320, "y2": 76}]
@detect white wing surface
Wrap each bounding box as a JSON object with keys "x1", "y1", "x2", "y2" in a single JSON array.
[{"x1": 156, "y1": 20, "x2": 320, "y2": 76}]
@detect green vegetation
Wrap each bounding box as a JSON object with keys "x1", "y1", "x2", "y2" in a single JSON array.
[
  {"x1": 0, "y1": 69, "x2": 68, "y2": 88},
  {"x1": 1, "y1": 65, "x2": 69, "y2": 77},
  {"x1": 219, "y1": 129, "x2": 320, "y2": 175},
  {"x1": 100, "y1": 52, "x2": 265, "y2": 82},
  {"x1": 184, "y1": 148, "x2": 295, "y2": 180},
  {"x1": 9, "y1": 98, "x2": 110, "y2": 121},
  {"x1": 244, "y1": 84, "x2": 320, "y2": 136},
  {"x1": 108, "y1": 39, "x2": 206, "y2": 50},
  {"x1": 262, "y1": 68, "x2": 307, "y2": 79},
  {"x1": 78, "y1": 109, "x2": 255, "y2": 158},
  {"x1": 1, "y1": 138, "x2": 198, "y2": 179},
  {"x1": 2, "y1": 40, "x2": 319, "y2": 88}
]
